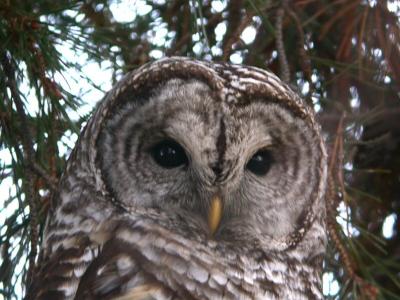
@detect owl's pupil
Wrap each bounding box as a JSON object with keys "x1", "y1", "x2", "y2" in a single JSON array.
[
  {"x1": 246, "y1": 150, "x2": 273, "y2": 176},
  {"x1": 151, "y1": 140, "x2": 188, "y2": 169}
]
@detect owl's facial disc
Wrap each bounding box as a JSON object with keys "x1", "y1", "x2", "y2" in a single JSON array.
[{"x1": 98, "y1": 78, "x2": 322, "y2": 245}]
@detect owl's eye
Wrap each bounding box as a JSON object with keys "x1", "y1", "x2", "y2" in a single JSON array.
[
  {"x1": 246, "y1": 149, "x2": 273, "y2": 176},
  {"x1": 150, "y1": 140, "x2": 188, "y2": 169}
]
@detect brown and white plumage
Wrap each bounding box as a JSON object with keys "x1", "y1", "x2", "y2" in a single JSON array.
[{"x1": 26, "y1": 57, "x2": 327, "y2": 300}]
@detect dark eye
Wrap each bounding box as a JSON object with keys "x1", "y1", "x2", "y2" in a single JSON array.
[
  {"x1": 246, "y1": 149, "x2": 273, "y2": 176},
  {"x1": 150, "y1": 140, "x2": 188, "y2": 169}
]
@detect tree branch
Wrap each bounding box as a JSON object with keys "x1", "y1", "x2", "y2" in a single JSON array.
[
  {"x1": 327, "y1": 113, "x2": 378, "y2": 300},
  {"x1": 1, "y1": 52, "x2": 39, "y2": 285},
  {"x1": 30, "y1": 162, "x2": 58, "y2": 192},
  {"x1": 275, "y1": 0, "x2": 290, "y2": 82}
]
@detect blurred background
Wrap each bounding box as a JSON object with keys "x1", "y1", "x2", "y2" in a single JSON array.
[{"x1": 0, "y1": 0, "x2": 399, "y2": 299}]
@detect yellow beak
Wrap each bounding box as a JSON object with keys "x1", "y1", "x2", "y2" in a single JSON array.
[{"x1": 208, "y1": 195, "x2": 223, "y2": 235}]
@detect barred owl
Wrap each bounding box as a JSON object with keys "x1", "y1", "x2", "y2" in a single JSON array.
[{"x1": 27, "y1": 57, "x2": 328, "y2": 300}]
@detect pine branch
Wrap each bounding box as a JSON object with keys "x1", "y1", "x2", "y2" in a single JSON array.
[
  {"x1": 327, "y1": 113, "x2": 379, "y2": 300},
  {"x1": 30, "y1": 162, "x2": 58, "y2": 192},
  {"x1": 1, "y1": 53, "x2": 39, "y2": 286},
  {"x1": 222, "y1": 12, "x2": 254, "y2": 61},
  {"x1": 275, "y1": 0, "x2": 290, "y2": 82}
]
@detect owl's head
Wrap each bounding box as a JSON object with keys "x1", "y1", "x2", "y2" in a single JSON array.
[{"x1": 88, "y1": 57, "x2": 327, "y2": 250}]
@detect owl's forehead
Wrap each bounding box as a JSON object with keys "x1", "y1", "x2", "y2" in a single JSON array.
[
  {"x1": 150, "y1": 78, "x2": 277, "y2": 136},
  {"x1": 111, "y1": 57, "x2": 311, "y2": 120}
]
